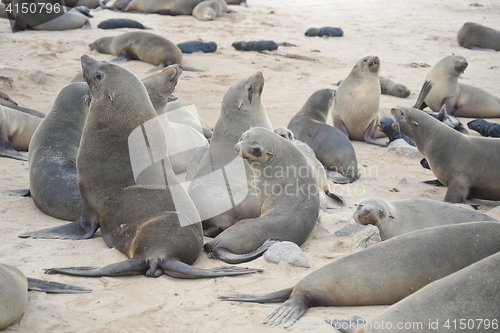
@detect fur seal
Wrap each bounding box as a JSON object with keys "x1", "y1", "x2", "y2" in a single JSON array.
[
  {"x1": 204, "y1": 127, "x2": 320, "y2": 264},
  {"x1": 19, "y1": 55, "x2": 260, "y2": 279},
  {"x1": 305, "y1": 27, "x2": 343, "y2": 37},
  {"x1": 417, "y1": 55, "x2": 500, "y2": 117},
  {"x1": 220, "y1": 221, "x2": 500, "y2": 327},
  {"x1": 232, "y1": 41, "x2": 278, "y2": 51},
  {"x1": 97, "y1": 18, "x2": 149, "y2": 29},
  {"x1": 187, "y1": 72, "x2": 272, "y2": 238},
  {"x1": 177, "y1": 41, "x2": 217, "y2": 53},
  {"x1": 377, "y1": 117, "x2": 414, "y2": 146},
  {"x1": 332, "y1": 56, "x2": 385, "y2": 145},
  {"x1": 379, "y1": 76, "x2": 411, "y2": 98},
  {"x1": 124, "y1": 0, "x2": 203, "y2": 15},
  {"x1": 288, "y1": 88, "x2": 360, "y2": 183},
  {"x1": 28, "y1": 82, "x2": 90, "y2": 221},
  {"x1": 457, "y1": 22, "x2": 500, "y2": 51},
  {"x1": 392, "y1": 106, "x2": 500, "y2": 203},
  {"x1": 354, "y1": 251, "x2": 500, "y2": 333},
  {"x1": 0, "y1": 263, "x2": 91, "y2": 330},
  {"x1": 192, "y1": 0, "x2": 227, "y2": 21},
  {"x1": 467, "y1": 118, "x2": 500, "y2": 137},
  {"x1": 0, "y1": 104, "x2": 43, "y2": 161},
  {"x1": 354, "y1": 197, "x2": 497, "y2": 240},
  {"x1": 89, "y1": 31, "x2": 183, "y2": 72}
]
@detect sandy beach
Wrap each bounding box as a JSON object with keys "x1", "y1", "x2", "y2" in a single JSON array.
[{"x1": 1, "y1": 0, "x2": 499, "y2": 332}]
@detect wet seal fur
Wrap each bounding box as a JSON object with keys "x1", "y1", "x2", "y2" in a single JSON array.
[
  {"x1": 392, "y1": 106, "x2": 500, "y2": 203},
  {"x1": 89, "y1": 31, "x2": 183, "y2": 72},
  {"x1": 354, "y1": 197, "x2": 497, "y2": 240},
  {"x1": 204, "y1": 127, "x2": 320, "y2": 264},
  {"x1": 332, "y1": 55, "x2": 385, "y2": 145},
  {"x1": 28, "y1": 82, "x2": 91, "y2": 221},
  {"x1": 288, "y1": 88, "x2": 360, "y2": 183},
  {"x1": 220, "y1": 222, "x2": 500, "y2": 327},
  {"x1": 457, "y1": 22, "x2": 500, "y2": 51},
  {"x1": 416, "y1": 55, "x2": 500, "y2": 117},
  {"x1": 187, "y1": 72, "x2": 272, "y2": 238},
  {"x1": 19, "y1": 55, "x2": 260, "y2": 279}
]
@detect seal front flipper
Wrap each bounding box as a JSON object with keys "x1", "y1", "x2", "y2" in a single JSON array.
[
  {"x1": 444, "y1": 177, "x2": 470, "y2": 203},
  {"x1": 220, "y1": 288, "x2": 293, "y2": 303},
  {"x1": 0, "y1": 145, "x2": 28, "y2": 161},
  {"x1": 160, "y1": 257, "x2": 262, "y2": 279},
  {"x1": 19, "y1": 215, "x2": 99, "y2": 240},
  {"x1": 333, "y1": 114, "x2": 349, "y2": 138},
  {"x1": 363, "y1": 119, "x2": 386, "y2": 146},
  {"x1": 1, "y1": 189, "x2": 30, "y2": 196},
  {"x1": 108, "y1": 54, "x2": 129, "y2": 63},
  {"x1": 263, "y1": 296, "x2": 309, "y2": 327},
  {"x1": 27, "y1": 278, "x2": 91, "y2": 294},
  {"x1": 45, "y1": 258, "x2": 149, "y2": 277},
  {"x1": 206, "y1": 238, "x2": 279, "y2": 264}
]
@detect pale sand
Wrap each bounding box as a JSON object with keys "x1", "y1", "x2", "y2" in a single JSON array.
[{"x1": 1, "y1": 0, "x2": 499, "y2": 332}]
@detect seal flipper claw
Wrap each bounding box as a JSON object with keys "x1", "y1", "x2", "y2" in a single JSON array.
[
  {"x1": 208, "y1": 238, "x2": 280, "y2": 264},
  {"x1": 19, "y1": 217, "x2": 99, "y2": 240},
  {"x1": 160, "y1": 257, "x2": 262, "y2": 279},
  {"x1": 27, "y1": 278, "x2": 92, "y2": 294},
  {"x1": 44, "y1": 258, "x2": 149, "y2": 277}
]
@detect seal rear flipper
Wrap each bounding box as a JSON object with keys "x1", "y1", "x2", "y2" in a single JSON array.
[
  {"x1": 413, "y1": 80, "x2": 433, "y2": 109},
  {"x1": 207, "y1": 238, "x2": 280, "y2": 264},
  {"x1": 219, "y1": 287, "x2": 293, "y2": 303},
  {"x1": 333, "y1": 114, "x2": 349, "y2": 138},
  {"x1": 363, "y1": 120, "x2": 386, "y2": 146},
  {"x1": 179, "y1": 65, "x2": 204, "y2": 72},
  {"x1": 0, "y1": 147, "x2": 28, "y2": 161},
  {"x1": 19, "y1": 217, "x2": 99, "y2": 240},
  {"x1": 263, "y1": 296, "x2": 309, "y2": 327},
  {"x1": 108, "y1": 54, "x2": 129, "y2": 64},
  {"x1": 325, "y1": 191, "x2": 346, "y2": 205},
  {"x1": 1, "y1": 189, "x2": 30, "y2": 196},
  {"x1": 27, "y1": 277, "x2": 91, "y2": 294},
  {"x1": 44, "y1": 258, "x2": 148, "y2": 277},
  {"x1": 325, "y1": 316, "x2": 366, "y2": 333},
  {"x1": 160, "y1": 257, "x2": 262, "y2": 279},
  {"x1": 422, "y1": 179, "x2": 445, "y2": 187},
  {"x1": 332, "y1": 176, "x2": 356, "y2": 184}
]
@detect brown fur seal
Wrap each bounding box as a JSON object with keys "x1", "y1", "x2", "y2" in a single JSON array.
[
  {"x1": 187, "y1": 72, "x2": 272, "y2": 238},
  {"x1": 392, "y1": 106, "x2": 500, "y2": 203},
  {"x1": 457, "y1": 22, "x2": 500, "y2": 51},
  {"x1": 124, "y1": 0, "x2": 203, "y2": 15},
  {"x1": 355, "y1": 251, "x2": 500, "y2": 333},
  {"x1": 379, "y1": 76, "x2": 411, "y2": 98},
  {"x1": 89, "y1": 31, "x2": 183, "y2": 72},
  {"x1": 192, "y1": 0, "x2": 228, "y2": 21},
  {"x1": 221, "y1": 221, "x2": 500, "y2": 327},
  {"x1": 0, "y1": 263, "x2": 90, "y2": 330},
  {"x1": 19, "y1": 55, "x2": 260, "y2": 279},
  {"x1": 332, "y1": 56, "x2": 385, "y2": 146},
  {"x1": 204, "y1": 127, "x2": 320, "y2": 264},
  {"x1": 417, "y1": 55, "x2": 500, "y2": 117},
  {"x1": 354, "y1": 197, "x2": 497, "y2": 240},
  {"x1": 0, "y1": 104, "x2": 43, "y2": 161},
  {"x1": 28, "y1": 83, "x2": 91, "y2": 221},
  {"x1": 288, "y1": 88, "x2": 360, "y2": 183}
]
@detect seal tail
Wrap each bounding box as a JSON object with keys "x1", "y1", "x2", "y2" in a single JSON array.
[
  {"x1": 219, "y1": 287, "x2": 293, "y2": 303},
  {"x1": 208, "y1": 238, "x2": 280, "y2": 264},
  {"x1": 27, "y1": 278, "x2": 91, "y2": 294},
  {"x1": 19, "y1": 218, "x2": 99, "y2": 240},
  {"x1": 160, "y1": 257, "x2": 262, "y2": 279},
  {"x1": 44, "y1": 258, "x2": 149, "y2": 277}
]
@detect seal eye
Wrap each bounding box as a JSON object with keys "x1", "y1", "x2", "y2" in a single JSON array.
[
  {"x1": 96, "y1": 72, "x2": 102, "y2": 81},
  {"x1": 248, "y1": 85, "x2": 253, "y2": 93},
  {"x1": 252, "y1": 147, "x2": 261, "y2": 157},
  {"x1": 239, "y1": 137, "x2": 243, "y2": 142},
  {"x1": 280, "y1": 134, "x2": 286, "y2": 138}
]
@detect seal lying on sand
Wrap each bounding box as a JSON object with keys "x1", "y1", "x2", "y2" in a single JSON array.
[
  {"x1": 467, "y1": 118, "x2": 500, "y2": 137},
  {"x1": 288, "y1": 88, "x2": 360, "y2": 183},
  {"x1": 204, "y1": 127, "x2": 320, "y2": 264},
  {"x1": 392, "y1": 106, "x2": 500, "y2": 203},
  {"x1": 20, "y1": 56, "x2": 260, "y2": 279},
  {"x1": 457, "y1": 22, "x2": 500, "y2": 51},
  {"x1": 354, "y1": 197, "x2": 497, "y2": 240},
  {"x1": 221, "y1": 222, "x2": 500, "y2": 327}
]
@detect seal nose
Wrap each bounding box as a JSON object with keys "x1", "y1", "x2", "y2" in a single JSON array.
[{"x1": 234, "y1": 143, "x2": 241, "y2": 154}]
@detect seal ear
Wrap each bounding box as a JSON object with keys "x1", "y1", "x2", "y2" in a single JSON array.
[
  {"x1": 412, "y1": 120, "x2": 419, "y2": 126},
  {"x1": 267, "y1": 151, "x2": 274, "y2": 156},
  {"x1": 388, "y1": 212, "x2": 395, "y2": 219},
  {"x1": 108, "y1": 91, "x2": 114, "y2": 102}
]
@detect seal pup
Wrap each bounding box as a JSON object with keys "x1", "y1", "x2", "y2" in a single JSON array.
[
  {"x1": 273, "y1": 127, "x2": 345, "y2": 205},
  {"x1": 354, "y1": 197, "x2": 497, "y2": 240},
  {"x1": 124, "y1": 0, "x2": 204, "y2": 15},
  {"x1": 204, "y1": 127, "x2": 320, "y2": 264},
  {"x1": 0, "y1": 104, "x2": 43, "y2": 161},
  {"x1": 220, "y1": 221, "x2": 500, "y2": 327},
  {"x1": 192, "y1": 0, "x2": 227, "y2": 21},
  {"x1": 288, "y1": 88, "x2": 360, "y2": 183},
  {"x1": 392, "y1": 106, "x2": 500, "y2": 203},
  {"x1": 332, "y1": 56, "x2": 385, "y2": 145},
  {"x1": 353, "y1": 251, "x2": 500, "y2": 333},
  {"x1": 417, "y1": 55, "x2": 500, "y2": 117},
  {"x1": 457, "y1": 22, "x2": 500, "y2": 51},
  {"x1": 377, "y1": 117, "x2": 414, "y2": 146},
  {"x1": 89, "y1": 31, "x2": 183, "y2": 73},
  {"x1": 28, "y1": 83, "x2": 90, "y2": 221},
  {"x1": 0, "y1": 264, "x2": 90, "y2": 330},
  {"x1": 188, "y1": 72, "x2": 272, "y2": 238},
  {"x1": 97, "y1": 18, "x2": 150, "y2": 29},
  {"x1": 20, "y1": 56, "x2": 260, "y2": 279},
  {"x1": 379, "y1": 76, "x2": 411, "y2": 98},
  {"x1": 467, "y1": 118, "x2": 500, "y2": 137}
]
